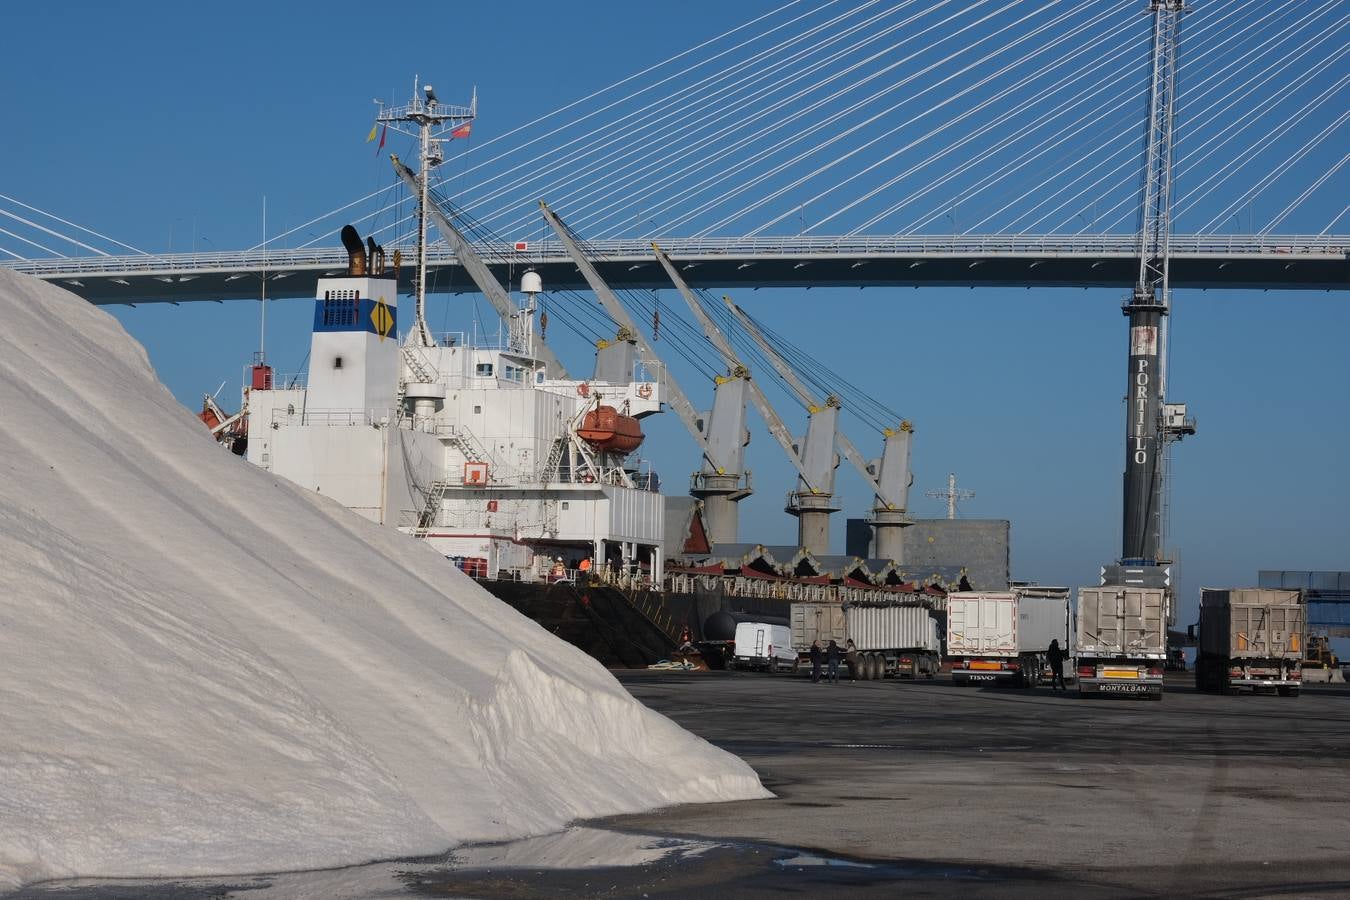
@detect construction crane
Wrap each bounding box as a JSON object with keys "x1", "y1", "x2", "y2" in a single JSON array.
[
  {"x1": 538, "y1": 202, "x2": 751, "y2": 544},
  {"x1": 1111, "y1": 0, "x2": 1195, "y2": 593},
  {"x1": 389, "y1": 155, "x2": 570, "y2": 379},
  {"x1": 724, "y1": 300, "x2": 914, "y2": 562},
  {"x1": 651, "y1": 243, "x2": 839, "y2": 555}
]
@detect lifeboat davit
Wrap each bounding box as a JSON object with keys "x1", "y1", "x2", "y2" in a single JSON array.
[{"x1": 578, "y1": 405, "x2": 644, "y2": 454}]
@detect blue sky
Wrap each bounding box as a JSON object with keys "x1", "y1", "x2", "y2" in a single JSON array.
[{"x1": 2, "y1": 1, "x2": 1346, "y2": 628}]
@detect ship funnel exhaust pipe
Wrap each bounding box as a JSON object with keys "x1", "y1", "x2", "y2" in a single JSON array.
[
  {"x1": 367, "y1": 236, "x2": 385, "y2": 275},
  {"x1": 341, "y1": 225, "x2": 368, "y2": 276}
]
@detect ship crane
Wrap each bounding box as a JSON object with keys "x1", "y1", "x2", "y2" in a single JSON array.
[
  {"x1": 539, "y1": 201, "x2": 751, "y2": 544},
  {"x1": 723, "y1": 300, "x2": 914, "y2": 562},
  {"x1": 652, "y1": 243, "x2": 843, "y2": 557},
  {"x1": 388, "y1": 157, "x2": 570, "y2": 380}
]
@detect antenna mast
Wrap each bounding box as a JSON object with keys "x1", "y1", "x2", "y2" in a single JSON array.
[
  {"x1": 377, "y1": 80, "x2": 475, "y2": 348},
  {"x1": 926, "y1": 473, "x2": 975, "y2": 520}
]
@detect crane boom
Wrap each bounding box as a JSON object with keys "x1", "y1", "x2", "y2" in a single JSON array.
[
  {"x1": 651, "y1": 244, "x2": 816, "y2": 490},
  {"x1": 538, "y1": 202, "x2": 724, "y2": 471},
  {"x1": 389, "y1": 156, "x2": 569, "y2": 378},
  {"x1": 724, "y1": 299, "x2": 905, "y2": 511}
]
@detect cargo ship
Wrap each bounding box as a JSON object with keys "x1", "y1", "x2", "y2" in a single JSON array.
[{"x1": 200, "y1": 85, "x2": 957, "y2": 666}]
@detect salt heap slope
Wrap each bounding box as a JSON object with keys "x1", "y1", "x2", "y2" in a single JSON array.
[{"x1": 0, "y1": 270, "x2": 768, "y2": 890}]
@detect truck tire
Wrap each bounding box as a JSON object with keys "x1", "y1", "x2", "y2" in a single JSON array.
[{"x1": 868, "y1": 654, "x2": 883, "y2": 681}]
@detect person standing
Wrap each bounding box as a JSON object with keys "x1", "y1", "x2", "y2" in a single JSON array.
[
  {"x1": 1047, "y1": 638, "x2": 1067, "y2": 690},
  {"x1": 809, "y1": 640, "x2": 824, "y2": 684},
  {"x1": 826, "y1": 639, "x2": 842, "y2": 684},
  {"x1": 845, "y1": 639, "x2": 859, "y2": 682}
]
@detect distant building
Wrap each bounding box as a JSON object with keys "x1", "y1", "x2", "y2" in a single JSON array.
[{"x1": 846, "y1": 518, "x2": 1011, "y2": 591}]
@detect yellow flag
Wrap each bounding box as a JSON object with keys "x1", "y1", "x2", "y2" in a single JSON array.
[{"x1": 366, "y1": 123, "x2": 378, "y2": 143}]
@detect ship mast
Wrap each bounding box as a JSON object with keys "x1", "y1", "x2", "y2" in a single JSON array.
[{"x1": 377, "y1": 79, "x2": 476, "y2": 347}]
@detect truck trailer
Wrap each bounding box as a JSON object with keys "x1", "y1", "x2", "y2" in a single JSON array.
[
  {"x1": 948, "y1": 591, "x2": 1066, "y2": 687},
  {"x1": 1194, "y1": 588, "x2": 1304, "y2": 696},
  {"x1": 790, "y1": 602, "x2": 940, "y2": 680},
  {"x1": 1075, "y1": 586, "x2": 1167, "y2": 699}
]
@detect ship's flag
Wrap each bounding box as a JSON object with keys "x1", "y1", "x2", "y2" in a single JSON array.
[
  {"x1": 375, "y1": 124, "x2": 387, "y2": 155},
  {"x1": 366, "y1": 123, "x2": 378, "y2": 142},
  {"x1": 450, "y1": 121, "x2": 472, "y2": 140}
]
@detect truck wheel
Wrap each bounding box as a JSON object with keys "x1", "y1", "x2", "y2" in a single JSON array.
[{"x1": 867, "y1": 654, "x2": 882, "y2": 680}]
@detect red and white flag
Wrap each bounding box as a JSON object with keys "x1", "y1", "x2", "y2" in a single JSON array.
[{"x1": 450, "y1": 121, "x2": 472, "y2": 140}]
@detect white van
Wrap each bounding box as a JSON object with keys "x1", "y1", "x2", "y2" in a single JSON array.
[{"x1": 732, "y1": 622, "x2": 795, "y2": 672}]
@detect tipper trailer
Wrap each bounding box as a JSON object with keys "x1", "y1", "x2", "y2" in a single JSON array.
[
  {"x1": 1075, "y1": 586, "x2": 1167, "y2": 699},
  {"x1": 947, "y1": 591, "x2": 1068, "y2": 686},
  {"x1": 790, "y1": 602, "x2": 940, "y2": 680},
  {"x1": 1194, "y1": 588, "x2": 1304, "y2": 696}
]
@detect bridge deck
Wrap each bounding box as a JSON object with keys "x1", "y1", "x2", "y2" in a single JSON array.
[{"x1": 3, "y1": 235, "x2": 1345, "y2": 304}]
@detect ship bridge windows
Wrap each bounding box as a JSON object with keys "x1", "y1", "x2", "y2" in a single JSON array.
[
  {"x1": 475, "y1": 362, "x2": 494, "y2": 377},
  {"x1": 502, "y1": 364, "x2": 526, "y2": 383}
]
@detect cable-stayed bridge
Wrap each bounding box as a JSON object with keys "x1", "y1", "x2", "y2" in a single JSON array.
[
  {"x1": 2, "y1": 0, "x2": 1347, "y2": 303},
  {"x1": 3, "y1": 235, "x2": 1344, "y2": 305}
]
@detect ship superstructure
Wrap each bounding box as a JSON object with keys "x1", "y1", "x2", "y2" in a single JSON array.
[{"x1": 244, "y1": 226, "x2": 666, "y2": 583}]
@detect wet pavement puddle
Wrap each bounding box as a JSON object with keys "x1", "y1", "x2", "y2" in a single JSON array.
[{"x1": 9, "y1": 825, "x2": 1020, "y2": 899}]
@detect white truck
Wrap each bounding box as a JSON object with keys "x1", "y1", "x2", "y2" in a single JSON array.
[
  {"x1": 730, "y1": 621, "x2": 796, "y2": 672},
  {"x1": 948, "y1": 591, "x2": 1066, "y2": 687},
  {"x1": 1193, "y1": 588, "x2": 1305, "y2": 696},
  {"x1": 790, "y1": 602, "x2": 941, "y2": 680},
  {"x1": 1075, "y1": 585, "x2": 1167, "y2": 699}
]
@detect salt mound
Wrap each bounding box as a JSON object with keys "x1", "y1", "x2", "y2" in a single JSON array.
[{"x1": 0, "y1": 270, "x2": 768, "y2": 890}]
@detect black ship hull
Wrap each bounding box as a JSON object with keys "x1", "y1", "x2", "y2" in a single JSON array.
[{"x1": 480, "y1": 576, "x2": 796, "y2": 668}]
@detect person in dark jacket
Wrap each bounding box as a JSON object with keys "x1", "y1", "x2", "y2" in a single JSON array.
[
  {"x1": 809, "y1": 640, "x2": 824, "y2": 683},
  {"x1": 826, "y1": 640, "x2": 842, "y2": 684},
  {"x1": 1047, "y1": 638, "x2": 1067, "y2": 690}
]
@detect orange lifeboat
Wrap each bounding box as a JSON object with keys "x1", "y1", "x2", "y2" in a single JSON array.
[{"x1": 578, "y1": 405, "x2": 644, "y2": 454}]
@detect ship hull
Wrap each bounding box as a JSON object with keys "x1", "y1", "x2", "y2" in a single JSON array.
[{"x1": 479, "y1": 577, "x2": 797, "y2": 668}]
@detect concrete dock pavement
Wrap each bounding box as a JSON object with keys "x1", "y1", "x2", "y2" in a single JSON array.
[{"x1": 600, "y1": 670, "x2": 1350, "y2": 896}]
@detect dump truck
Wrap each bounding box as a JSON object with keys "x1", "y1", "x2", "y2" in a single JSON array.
[
  {"x1": 948, "y1": 591, "x2": 1066, "y2": 687},
  {"x1": 1193, "y1": 588, "x2": 1304, "y2": 696},
  {"x1": 1075, "y1": 585, "x2": 1167, "y2": 699},
  {"x1": 789, "y1": 602, "x2": 940, "y2": 680},
  {"x1": 1017, "y1": 587, "x2": 1073, "y2": 684}
]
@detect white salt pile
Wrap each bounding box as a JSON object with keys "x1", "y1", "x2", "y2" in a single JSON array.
[{"x1": 0, "y1": 270, "x2": 768, "y2": 890}]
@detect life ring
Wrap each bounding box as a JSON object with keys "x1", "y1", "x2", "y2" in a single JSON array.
[
  {"x1": 636, "y1": 383, "x2": 653, "y2": 399},
  {"x1": 577, "y1": 382, "x2": 590, "y2": 397}
]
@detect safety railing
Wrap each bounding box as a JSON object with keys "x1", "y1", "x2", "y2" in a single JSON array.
[{"x1": 5, "y1": 234, "x2": 1345, "y2": 276}]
